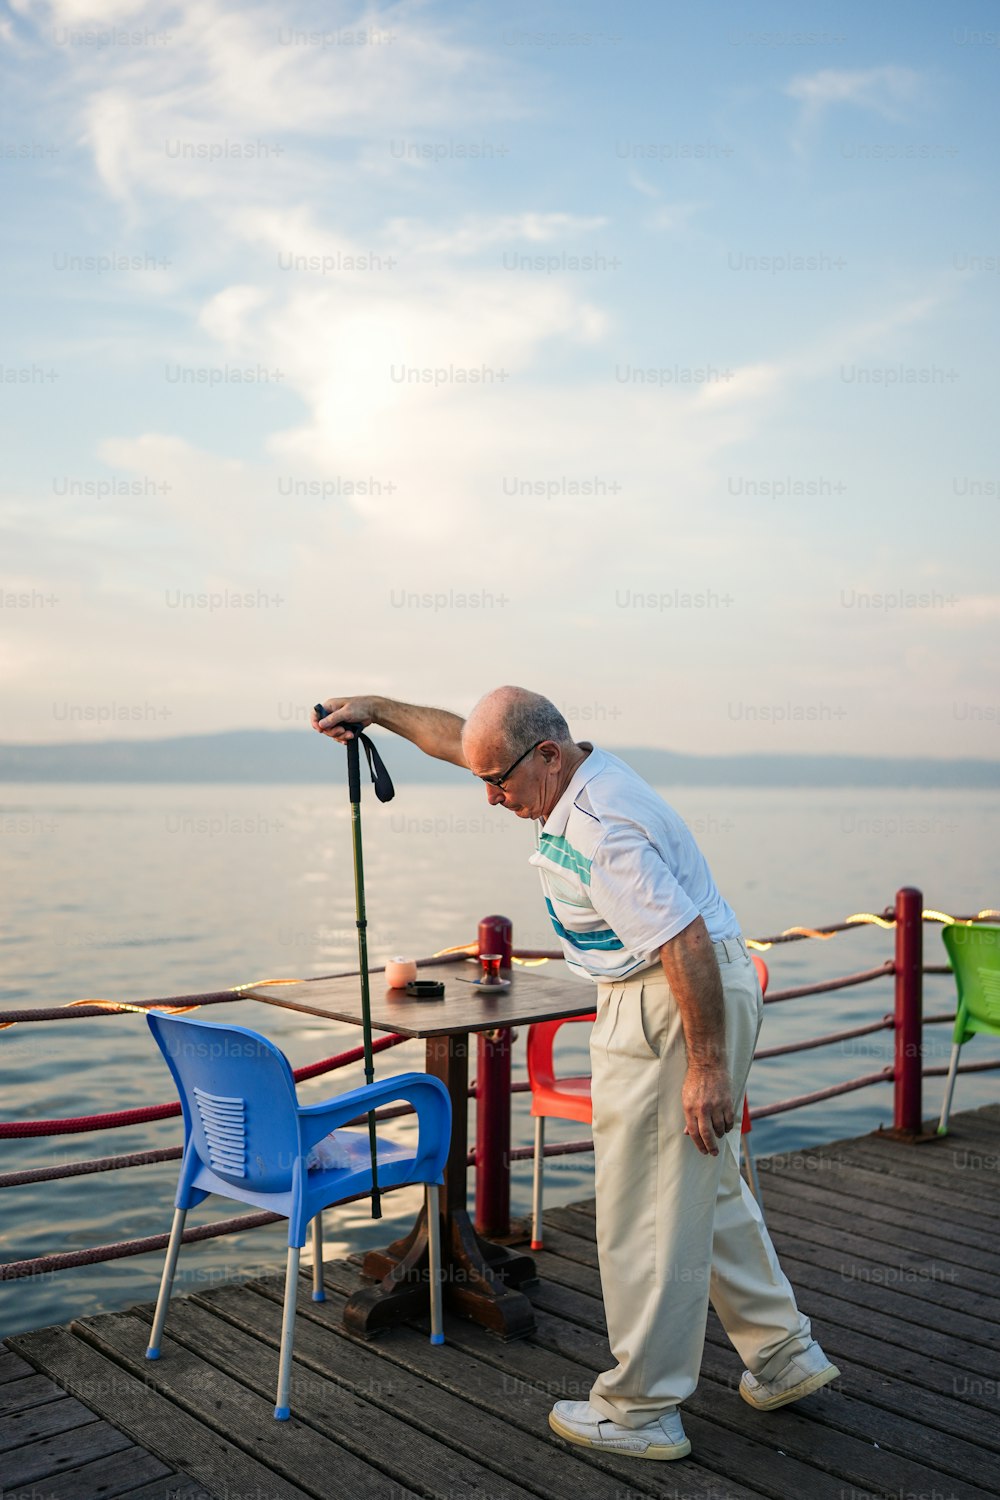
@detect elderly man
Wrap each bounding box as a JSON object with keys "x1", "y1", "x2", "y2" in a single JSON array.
[{"x1": 313, "y1": 686, "x2": 837, "y2": 1463}]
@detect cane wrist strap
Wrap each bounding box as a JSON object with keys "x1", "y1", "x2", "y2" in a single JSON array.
[{"x1": 356, "y1": 731, "x2": 395, "y2": 803}]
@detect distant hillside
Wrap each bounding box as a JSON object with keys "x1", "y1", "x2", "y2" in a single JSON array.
[{"x1": 0, "y1": 730, "x2": 995, "y2": 787}]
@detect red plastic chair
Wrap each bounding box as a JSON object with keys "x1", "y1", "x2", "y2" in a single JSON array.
[
  {"x1": 741, "y1": 953, "x2": 768, "y2": 1204},
  {"x1": 526, "y1": 954, "x2": 768, "y2": 1248}
]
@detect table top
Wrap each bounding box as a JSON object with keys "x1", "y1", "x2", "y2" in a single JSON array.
[{"x1": 246, "y1": 959, "x2": 597, "y2": 1038}]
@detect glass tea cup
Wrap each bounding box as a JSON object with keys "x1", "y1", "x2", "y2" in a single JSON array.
[{"x1": 478, "y1": 952, "x2": 504, "y2": 985}]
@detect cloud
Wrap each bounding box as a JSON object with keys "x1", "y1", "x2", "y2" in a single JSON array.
[
  {"x1": 694, "y1": 361, "x2": 783, "y2": 409},
  {"x1": 383, "y1": 212, "x2": 608, "y2": 256},
  {"x1": 786, "y1": 65, "x2": 924, "y2": 126},
  {"x1": 7, "y1": 2, "x2": 992, "y2": 755},
  {"x1": 198, "y1": 284, "x2": 271, "y2": 344},
  {"x1": 151, "y1": 195, "x2": 612, "y2": 539},
  {"x1": 626, "y1": 168, "x2": 661, "y2": 201},
  {"x1": 11, "y1": 0, "x2": 149, "y2": 22},
  {"x1": 625, "y1": 169, "x2": 706, "y2": 238},
  {"x1": 221, "y1": 266, "x2": 615, "y2": 538},
  {"x1": 946, "y1": 595, "x2": 1000, "y2": 621},
  {"x1": 28, "y1": 0, "x2": 515, "y2": 210},
  {"x1": 645, "y1": 201, "x2": 704, "y2": 234},
  {"x1": 693, "y1": 285, "x2": 947, "y2": 423}
]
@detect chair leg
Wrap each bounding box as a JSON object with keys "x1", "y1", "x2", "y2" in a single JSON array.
[
  {"x1": 426, "y1": 1182, "x2": 444, "y2": 1346},
  {"x1": 937, "y1": 1042, "x2": 962, "y2": 1135},
  {"x1": 531, "y1": 1116, "x2": 545, "y2": 1250},
  {"x1": 311, "y1": 1215, "x2": 325, "y2": 1302},
  {"x1": 274, "y1": 1245, "x2": 300, "y2": 1420},
  {"x1": 146, "y1": 1207, "x2": 186, "y2": 1360}
]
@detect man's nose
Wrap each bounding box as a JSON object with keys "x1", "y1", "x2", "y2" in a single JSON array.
[{"x1": 485, "y1": 782, "x2": 505, "y2": 807}]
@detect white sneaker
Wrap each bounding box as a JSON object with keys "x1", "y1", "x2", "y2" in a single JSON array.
[
  {"x1": 740, "y1": 1344, "x2": 840, "y2": 1411},
  {"x1": 548, "y1": 1400, "x2": 691, "y2": 1460}
]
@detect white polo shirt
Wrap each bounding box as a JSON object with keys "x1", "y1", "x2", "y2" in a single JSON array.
[{"x1": 528, "y1": 744, "x2": 741, "y2": 982}]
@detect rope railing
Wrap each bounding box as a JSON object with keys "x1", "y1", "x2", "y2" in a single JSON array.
[
  {"x1": 763, "y1": 961, "x2": 894, "y2": 1004},
  {"x1": 752, "y1": 1009, "x2": 958, "y2": 1061},
  {"x1": 3, "y1": 907, "x2": 995, "y2": 1032},
  {"x1": 748, "y1": 906, "x2": 999, "y2": 949},
  {"x1": 0, "y1": 1032, "x2": 409, "y2": 1139},
  {"x1": 0, "y1": 951, "x2": 471, "y2": 1030},
  {"x1": 3, "y1": 895, "x2": 999, "y2": 1282},
  {"x1": 0, "y1": 1180, "x2": 419, "y2": 1282},
  {"x1": 0, "y1": 916, "x2": 984, "y2": 1157},
  {"x1": 749, "y1": 1056, "x2": 1000, "y2": 1121}
]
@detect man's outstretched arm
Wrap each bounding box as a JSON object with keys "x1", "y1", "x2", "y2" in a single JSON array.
[{"x1": 312, "y1": 694, "x2": 468, "y2": 768}]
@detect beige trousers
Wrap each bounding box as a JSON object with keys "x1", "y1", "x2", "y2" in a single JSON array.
[{"x1": 587, "y1": 937, "x2": 814, "y2": 1426}]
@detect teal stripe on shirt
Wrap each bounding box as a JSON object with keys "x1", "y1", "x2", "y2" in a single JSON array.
[
  {"x1": 545, "y1": 899, "x2": 624, "y2": 951},
  {"x1": 538, "y1": 832, "x2": 592, "y2": 885}
]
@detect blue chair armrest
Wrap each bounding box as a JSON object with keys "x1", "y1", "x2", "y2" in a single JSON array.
[{"x1": 297, "y1": 1072, "x2": 451, "y2": 1171}]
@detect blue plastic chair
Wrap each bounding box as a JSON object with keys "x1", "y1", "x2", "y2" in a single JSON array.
[{"x1": 144, "y1": 1011, "x2": 451, "y2": 1418}]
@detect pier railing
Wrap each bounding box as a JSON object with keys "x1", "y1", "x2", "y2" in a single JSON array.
[{"x1": 2, "y1": 885, "x2": 998, "y2": 1279}]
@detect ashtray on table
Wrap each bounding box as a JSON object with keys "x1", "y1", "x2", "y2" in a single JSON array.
[{"x1": 404, "y1": 979, "x2": 445, "y2": 1000}]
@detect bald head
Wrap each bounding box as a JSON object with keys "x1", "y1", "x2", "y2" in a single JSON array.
[{"x1": 462, "y1": 686, "x2": 572, "y2": 766}]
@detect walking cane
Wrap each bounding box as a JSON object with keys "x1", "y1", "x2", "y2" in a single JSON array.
[{"x1": 314, "y1": 709, "x2": 395, "y2": 1218}]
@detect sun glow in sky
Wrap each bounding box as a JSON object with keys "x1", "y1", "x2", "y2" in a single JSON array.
[{"x1": 2, "y1": 0, "x2": 999, "y2": 756}]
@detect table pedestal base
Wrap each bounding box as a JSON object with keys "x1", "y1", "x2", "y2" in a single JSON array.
[
  {"x1": 343, "y1": 1027, "x2": 539, "y2": 1340},
  {"x1": 342, "y1": 1205, "x2": 537, "y2": 1340}
]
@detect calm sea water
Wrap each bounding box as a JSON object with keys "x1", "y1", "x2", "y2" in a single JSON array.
[{"x1": 2, "y1": 781, "x2": 998, "y2": 1340}]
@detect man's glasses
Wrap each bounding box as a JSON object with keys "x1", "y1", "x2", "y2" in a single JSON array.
[{"x1": 478, "y1": 740, "x2": 545, "y2": 789}]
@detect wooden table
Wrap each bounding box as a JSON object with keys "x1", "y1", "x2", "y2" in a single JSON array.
[
  {"x1": 247, "y1": 961, "x2": 595, "y2": 1339},
  {"x1": 248, "y1": 966, "x2": 593, "y2": 1344}
]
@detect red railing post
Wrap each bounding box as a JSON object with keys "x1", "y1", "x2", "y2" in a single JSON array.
[
  {"x1": 475, "y1": 914, "x2": 513, "y2": 1237},
  {"x1": 893, "y1": 886, "x2": 923, "y2": 1136}
]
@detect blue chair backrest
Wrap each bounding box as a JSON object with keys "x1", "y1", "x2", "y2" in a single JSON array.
[{"x1": 147, "y1": 1012, "x2": 304, "y2": 1193}]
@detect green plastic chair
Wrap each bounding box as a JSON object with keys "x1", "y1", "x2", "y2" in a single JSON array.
[{"x1": 937, "y1": 922, "x2": 1000, "y2": 1134}]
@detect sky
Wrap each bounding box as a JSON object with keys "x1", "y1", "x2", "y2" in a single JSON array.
[{"x1": 2, "y1": 0, "x2": 999, "y2": 758}]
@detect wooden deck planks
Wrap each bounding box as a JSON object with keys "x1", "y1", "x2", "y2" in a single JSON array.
[
  {"x1": 2, "y1": 1443, "x2": 173, "y2": 1500},
  {"x1": 202, "y1": 1272, "x2": 764, "y2": 1500},
  {"x1": 311, "y1": 1259, "x2": 810, "y2": 1500},
  {"x1": 3, "y1": 1104, "x2": 999, "y2": 1500},
  {"x1": 0, "y1": 1412, "x2": 135, "y2": 1490},
  {"x1": 522, "y1": 1268, "x2": 999, "y2": 1498},
  {"x1": 0, "y1": 1392, "x2": 109, "y2": 1457},
  {"x1": 542, "y1": 1200, "x2": 1000, "y2": 1369},
  {"x1": 757, "y1": 1172, "x2": 1000, "y2": 1272},
  {"x1": 4, "y1": 1322, "x2": 310, "y2": 1500},
  {"x1": 808, "y1": 1138, "x2": 1000, "y2": 1216},
  {"x1": 177, "y1": 1285, "x2": 637, "y2": 1500},
  {"x1": 538, "y1": 1212, "x2": 1000, "y2": 1417},
  {"x1": 525, "y1": 1242, "x2": 1000, "y2": 1490},
  {"x1": 0, "y1": 1336, "x2": 189, "y2": 1500},
  {"x1": 72, "y1": 1309, "x2": 420, "y2": 1500},
  {"x1": 0, "y1": 1351, "x2": 35, "y2": 1384},
  {"x1": 0, "y1": 1372, "x2": 67, "y2": 1418},
  {"x1": 129, "y1": 1293, "x2": 541, "y2": 1500},
  {"x1": 756, "y1": 1153, "x2": 1000, "y2": 1251}
]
